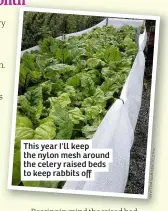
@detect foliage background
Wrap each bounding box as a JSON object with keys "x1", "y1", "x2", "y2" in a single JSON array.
[{"x1": 22, "y1": 12, "x2": 104, "y2": 50}]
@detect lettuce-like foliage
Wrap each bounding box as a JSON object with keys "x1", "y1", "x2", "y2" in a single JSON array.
[
  {"x1": 14, "y1": 127, "x2": 34, "y2": 151},
  {"x1": 49, "y1": 93, "x2": 71, "y2": 108},
  {"x1": 13, "y1": 24, "x2": 139, "y2": 188},
  {"x1": 84, "y1": 105, "x2": 104, "y2": 121},
  {"x1": 80, "y1": 74, "x2": 95, "y2": 97},
  {"x1": 16, "y1": 115, "x2": 33, "y2": 128},
  {"x1": 15, "y1": 127, "x2": 34, "y2": 143},
  {"x1": 34, "y1": 121, "x2": 56, "y2": 139},
  {"x1": 69, "y1": 107, "x2": 85, "y2": 124},
  {"x1": 50, "y1": 103, "x2": 74, "y2": 139},
  {"x1": 82, "y1": 124, "x2": 98, "y2": 139},
  {"x1": 67, "y1": 74, "x2": 81, "y2": 88},
  {"x1": 86, "y1": 58, "x2": 105, "y2": 69},
  {"x1": 18, "y1": 86, "x2": 43, "y2": 123},
  {"x1": 44, "y1": 64, "x2": 77, "y2": 81}
]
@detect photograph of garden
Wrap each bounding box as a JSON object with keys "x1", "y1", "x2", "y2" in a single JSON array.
[{"x1": 10, "y1": 10, "x2": 157, "y2": 197}]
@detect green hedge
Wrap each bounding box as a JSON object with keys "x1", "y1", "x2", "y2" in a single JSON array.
[{"x1": 22, "y1": 12, "x2": 104, "y2": 50}]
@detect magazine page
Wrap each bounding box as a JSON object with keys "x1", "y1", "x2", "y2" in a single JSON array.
[{"x1": 0, "y1": 1, "x2": 166, "y2": 211}]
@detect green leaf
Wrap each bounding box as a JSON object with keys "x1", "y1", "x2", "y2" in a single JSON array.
[
  {"x1": 56, "y1": 48, "x2": 74, "y2": 64},
  {"x1": 84, "y1": 105, "x2": 104, "y2": 121},
  {"x1": 15, "y1": 127, "x2": 35, "y2": 142},
  {"x1": 25, "y1": 86, "x2": 43, "y2": 106},
  {"x1": 18, "y1": 87, "x2": 43, "y2": 122},
  {"x1": 30, "y1": 71, "x2": 41, "y2": 83},
  {"x1": 67, "y1": 74, "x2": 81, "y2": 88},
  {"x1": 56, "y1": 120, "x2": 73, "y2": 139},
  {"x1": 51, "y1": 79, "x2": 65, "y2": 93},
  {"x1": 80, "y1": 75, "x2": 95, "y2": 96},
  {"x1": 12, "y1": 150, "x2": 21, "y2": 186},
  {"x1": 16, "y1": 115, "x2": 33, "y2": 129},
  {"x1": 64, "y1": 85, "x2": 76, "y2": 99},
  {"x1": 21, "y1": 53, "x2": 36, "y2": 71},
  {"x1": 19, "y1": 64, "x2": 31, "y2": 91},
  {"x1": 49, "y1": 93, "x2": 71, "y2": 109},
  {"x1": 50, "y1": 103, "x2": 70, "y2": 126},
  {"x1": 100, "y1": 78, "x2": 120, "y2": 100},
  {"x1": 50, "y1": 103, "x2": 73, "y2": 139},
  {"x1": 93, "y1": 87, "x2": 106, "y2": 107},
  {"x1": 40, "y1": 81, "x2": 52, "y2": 96},
  {"x1": 34, "y1": 122, "x2": 56, "y2": 140},
  {"x1": 86, "y1": 58, "x2": 105, "y2": 69},
  {"x1": 69, "y1": 107, "x2": 85, "y2": 124},
  {"x1": 82, "y1": 97, "x2": 94, "y2": 108},
  {"x1": 44, "y1": 64, "x2": 77, "y2": 81},
  {"x1": 82, "y1": 124, "x2": 97, "y2": 139},
  {"x1": 38, "y1": 116, "x2": 54, "y2": 125},
  {"x1": 87, "y1": 69, "x2": 101, "y2": 85},
  {"x1": 57, "y1": 93, "x2": 71, "y2": 108},
  {"x1": 105, "y1": 46, "x2": 121, "y2": 63},
  {"x1": 40, "y1": 36, "x2": 57, "y2": 54}
]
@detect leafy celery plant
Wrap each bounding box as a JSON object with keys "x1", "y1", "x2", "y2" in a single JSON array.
[{"x1": 12, "y1": 25, "x2": 138, "y2": 188}]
